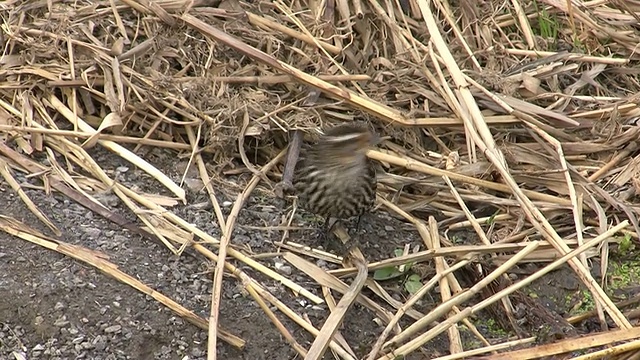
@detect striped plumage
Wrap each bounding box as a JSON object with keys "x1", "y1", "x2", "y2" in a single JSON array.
[{"x1": 293, "y1": 124, "x2": 378, "y2": 226}]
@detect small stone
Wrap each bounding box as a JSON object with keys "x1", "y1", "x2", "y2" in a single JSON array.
[
  {"x1": 81, "y1": 227, "x2": 101, "y2": 239},
  {"x1": 93, "y1": 335, "x2": 107, "y2": 351},
  {"x1": 192, "y1": 347, "x2": 206, "y2": 357},
  {"x1": 184, "y1": 178, "x2": 204, "y2": 191},
  {"x1": 95, "y1": 193, "x2": 120, "y2": 207},
  {"x1": 54, "y1": 316, "x2": 69, "y2": 327},
  {"x1": 276, "y1": 265, "x2": 292, "y2": 275},
  {"x1": 104, "y1": 325, "x2": 121, "y2": 334}
]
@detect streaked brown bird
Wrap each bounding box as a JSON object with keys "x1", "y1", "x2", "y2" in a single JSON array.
[{"x1": 292, "y1": 123, "x2": 379, "y2": 233}]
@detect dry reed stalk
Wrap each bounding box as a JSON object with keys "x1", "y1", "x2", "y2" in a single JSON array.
[
  {"x1": 0, "y1": 158, "x2": 60, "y2": 235},
  {"x1": 320, "y1": 285, "x2": 358, "y2": 359},
  {"x1": 0, "y1": 215, "x2": 244, "y2": 348},
  {"x1": 366, "y1": 258, "x2": 470, "y2": 360},
  {"x1": 478, "y1": 327, "x2": 640, "y2": 360},
  {"x1": 285, "y1": 252, "x2": 397, "y2": 325},
  {"x1": 244, "y1": 284, "x2": 309, "y2": 358},
  {"x1": 48, "y1": 96, "x2": 186, "y2": 201},
  {"x1": 207, "y1": 150, "x2": 285, "y2": 359},
  {"x1": 4, "y1": 0, "x2": 640, "y2": 358},
  {"x1": 184, "y1": 125, "x2": 227, "y2": 232},
  {"x1": 368, "y1": 150, "x2": 572, "y2": 206},
  {"x1": 418, "y1": 0, "x2": 631, "y2": 330},
  {"x1": 570, "y1": 338, "x2": 640, "y2": 360},
  {"x1": 431, "y1": 337, "x2": 536, "y2": 360},
  {"x1": 192, "y1": 244, "x2": 354, "y2": 358},
  {"x1": 305, "y1": 250, "x2": 369, "y2": 359},
  {"x1": 380, "y1": 221, "x2": 628, "y2": 358}
]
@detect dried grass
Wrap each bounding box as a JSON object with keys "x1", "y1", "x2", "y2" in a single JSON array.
[{"x1": 2, "y1": 0, "x2": 640, "y2": 358}]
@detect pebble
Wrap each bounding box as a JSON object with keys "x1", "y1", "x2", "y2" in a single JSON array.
[
  {"x1": 276, "y1": 265, "x2": 292, "y2": 275},
  {"x1": 81, "y1": 227, "x2": 101, "y2": 239},
  {"x1": 0, "y1": 151, "x2": 427, "y2": 360},
  {"x1": 104, "y1": 325, "x2": 122, "y2": 334},
  {"x1": 184, "y1": 178, "x2": 204, "y2": 191}
]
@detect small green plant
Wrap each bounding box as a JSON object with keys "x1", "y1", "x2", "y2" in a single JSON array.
[
  {"x1": 404, "y1": 274, "x2": 423, "y2": 294},
  {"x1": 373, "y1": 249, "x2": 414, "y2": 280},
  {"x1": 608, "y1": 260, "x2": 640, "y2": 293},
  {"x1": 373, "y1": 248, "x2": 423, "y2": 294},
  {"x1": 533, "y1": 0, "x2": 559, "y2": 40},
  {"x1": 372, "y1": 265, "x2": 406, "y2": 281},
  {"x1": 479, "y1": 318, "x2": 508, "y2": 337},
  {"x1": 618, "y1": 233, "x2": 635, "y2": 254},
  {"x1": 486, "y1": 210, "x2": 500, "y2": 226},
  {"x1": 568, "y1": 289, "x2": 594, "y2": 315}
]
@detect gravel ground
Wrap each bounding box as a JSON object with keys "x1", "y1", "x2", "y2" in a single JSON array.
[
  {"x1": 1, "y1": 146, "x2": 611, "y2": 359},
  {"x1": 0, "y1": 147, "x2": 444, "y2": 359}
]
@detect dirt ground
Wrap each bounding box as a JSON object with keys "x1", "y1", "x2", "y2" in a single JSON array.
[{"x1": 0, "y1": 146, "x2": 626, "y2": 359}]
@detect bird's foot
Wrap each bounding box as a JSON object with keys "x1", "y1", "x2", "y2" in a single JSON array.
[
  {"x1": 313, "y1": 218, "x2": 349, "y2": 253},
  {"x1": 350, "y1": 213, "x2": 372, "y2": 236},
  {"x1": 354, "y1": 214, "x2": 363, "y2": 234}
]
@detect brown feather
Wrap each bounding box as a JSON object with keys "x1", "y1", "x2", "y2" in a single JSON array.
[{"x1": 293, "y1": 124, "x2": 378, "y2": 221}]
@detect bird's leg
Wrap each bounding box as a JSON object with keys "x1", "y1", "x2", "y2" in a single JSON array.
[
  {"x1": 353, "y1": 212, "x2": 372, "y2": 235},
  {"x1": 322, "y1": 216, "x2": 332, "y2": 232},
  {"x1": 312, "y1": 217, "x2": 331, "y2": 243},
  {"x1": 316, "y1": 217, "x2": 343, "y2": 250},
  {"x1": 354, "y1": 214, "x2": 363, "y2": 234}
]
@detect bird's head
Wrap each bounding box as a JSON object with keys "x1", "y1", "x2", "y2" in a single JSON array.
[{"x1": 315, "y1": 123, "x2": 379, "y2": 166}]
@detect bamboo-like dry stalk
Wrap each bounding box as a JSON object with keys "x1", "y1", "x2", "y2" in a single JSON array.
[
  {"x1": 207, "y1": 150, "x2": 285, "y2": 359},
  {"x1": 0, "y1": 215, "x2": 244, "y2": 348},
  {"x1": 3, "y1": 0, "x2": 640, "y2": 358}
]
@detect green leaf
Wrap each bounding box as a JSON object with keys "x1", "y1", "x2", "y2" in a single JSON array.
[
  {"x1": 486, "y1": 210, "x2": 499, "y2": 225},
  {"x1": 373, "y1": 266, "x2": 403, "y2": 280},
  {"x1": 619, "y1": 233, "x2": 634, "y2": 253},
  {"x1": 404, "y1": 274, "x2": 423, "y2": 294}
]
